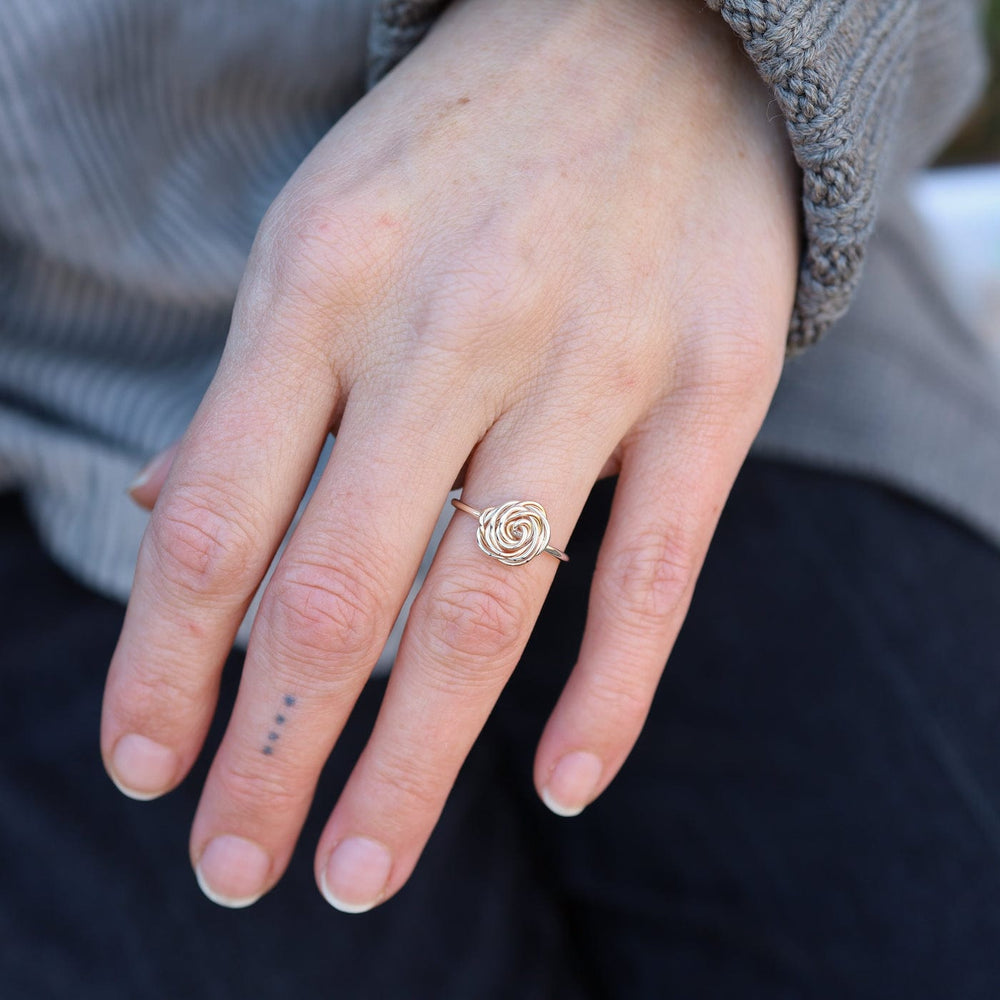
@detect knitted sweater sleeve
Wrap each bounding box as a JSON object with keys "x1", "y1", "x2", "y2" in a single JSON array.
[{"x1": 366, "y1": 0, "x2": 986, "y2": 350}]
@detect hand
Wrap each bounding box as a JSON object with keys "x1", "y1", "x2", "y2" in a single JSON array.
[{"x1": 102, "y1": 0, "x2": 799, "y2": 911}]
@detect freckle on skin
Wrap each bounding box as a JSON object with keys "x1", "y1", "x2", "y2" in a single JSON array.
[
  {"x1": 284, "y1": 695, "x2": 296, "y2": 708},
  {"x1": 262, "y1": 745, "x2": 274, "y2": 756},
  {"x1": 268, "y1": 731, "x2": 280, "y2": 741},
  {"x1": 275, "y1": 715, "x2": 285, "y2": 725}
]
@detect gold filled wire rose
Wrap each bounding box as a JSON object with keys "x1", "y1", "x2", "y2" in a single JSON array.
[{"x1": 451, "y1": 498, "x2": 569, "y2": 566}]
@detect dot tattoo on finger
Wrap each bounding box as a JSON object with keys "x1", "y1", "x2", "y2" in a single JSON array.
[{"x1": 261, "y1": 694, "x2": 297, "y2": 755}]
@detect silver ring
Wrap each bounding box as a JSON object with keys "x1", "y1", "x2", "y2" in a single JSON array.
[{"x1": 451, "y1": 498, "x2": 569, "y2": 566}]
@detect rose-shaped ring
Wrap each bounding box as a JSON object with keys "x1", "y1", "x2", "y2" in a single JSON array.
[{"x1": 451, "y1": 498, "x2": 569, "y2": 566}]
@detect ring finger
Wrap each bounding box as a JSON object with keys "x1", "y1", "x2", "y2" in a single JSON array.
[{"x1": 311, "y1": 395, "x2": 631, "y2": 912}]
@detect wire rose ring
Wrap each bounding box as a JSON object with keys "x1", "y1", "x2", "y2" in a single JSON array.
[{"x1": 451, "y1": 498, "x2": 569, "y2": 566}]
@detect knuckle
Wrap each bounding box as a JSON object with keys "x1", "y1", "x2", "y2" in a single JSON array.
[
  {"x1": 150, "y1": 486, "x2": 260, "y2": 599},
  {"x1": 111, "y1": 659, "x2": 208, "y2": 740},
  {"x1": 369, "y1": 748, "x2": 444, "y2": 816},
  {"x1": 714, "y1": 337, "x2": 781, "y2": 401},
  {"x1": 127, "y1": 659, "x2": 204, "y2": 716},
  {"x1": 419, "y1": 250, "x2": 539, "y2": 360},
  {"x1": 598, "y1": 526, "x2": 696, "y2": 633},
  {"x1": 582, "y1": 666, "x2": 655, "y2": 733},
  {"x1": 217, "y1": 756, "x2": 306, "y2": 819},
  {"x1": 253, "y1": 189, "x2": 392, "y2": 315},
  {"x1": 263, "y1": 556, "x2": 385, "y2": 671},
  {"x1": 589, "y1": 340, "x2": 664, "y2": 412},
  {"x1": 678, "y1": 302, "x2": 784, "y2": 404},
  {"x1": 442, "y1": 261, "x2": 516, "y2": 323},
  {"x1": 420, "y1": 567, "x2": 531, "y2": 667}
]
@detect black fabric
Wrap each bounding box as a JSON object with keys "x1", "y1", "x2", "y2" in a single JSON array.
[{"x1": 3, "y1": 459, "x2": 1000, "y2": 998}]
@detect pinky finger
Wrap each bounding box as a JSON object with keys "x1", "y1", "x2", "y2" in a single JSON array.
[{"x1": 533, "y1": 402, "x2": 761, "y2": 817}]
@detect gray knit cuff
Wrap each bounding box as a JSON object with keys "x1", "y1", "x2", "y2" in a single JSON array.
[
  {"x1": 367, "y1": 0, "x2": 452, "y2": 87},
  {"x1": 706, "y1": 1, "x2": 918, "y2": 350},
  {"x1": 368, "y1": 0, "x2": 919, "y2": 351}
]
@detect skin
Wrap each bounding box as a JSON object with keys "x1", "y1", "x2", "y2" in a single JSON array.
[{"x1": 103, "y1": 0, "x2": 800, "y2": 912}]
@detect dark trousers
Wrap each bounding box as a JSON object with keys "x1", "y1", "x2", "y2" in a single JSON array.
[{"x1": 3, "y1": 458, "x2": 1000, "y2": 999}]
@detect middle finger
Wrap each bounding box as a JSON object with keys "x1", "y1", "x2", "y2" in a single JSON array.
[{"x1": 188, "y1": 376, "x2": 487, "y2": 906}]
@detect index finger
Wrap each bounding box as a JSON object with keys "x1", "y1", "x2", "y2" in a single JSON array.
[{"x1": 100, "y1": 303, "x2": 339, "y2": 799}]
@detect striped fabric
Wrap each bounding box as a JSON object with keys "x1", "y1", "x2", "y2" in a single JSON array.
[
  {"x1": 0, "y1": 0, "x2": 373, "y2": 604},
  {"x1": 0, "y1": 0, "x2": 997, "y2": 666}
]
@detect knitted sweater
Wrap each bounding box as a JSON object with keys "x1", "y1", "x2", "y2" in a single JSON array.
[{"x1": 0, "y1": 0, "x2": 996, "y2": 658}]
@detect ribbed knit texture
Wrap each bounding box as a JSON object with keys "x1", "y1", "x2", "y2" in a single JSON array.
[
  {"x1": 0, "y1": 0, "x2": 996, "y2": 653},
  {"x1": 0, "y1": 0, "x2": 373, "y2": 608},
  {"x1": 368, "y1": 0, "x2": 451, "y2": 83}
]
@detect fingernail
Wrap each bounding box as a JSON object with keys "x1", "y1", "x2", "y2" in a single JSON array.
[
  {"x1": 109, "y1": 733, "x2": 179, "y2": 800},
  {"x1": 127, "y1": 453, "x2": 165, "y2": 494},
  {"x1": 195, "y1": 835, "x2": 272, "y2": 908},
  {"x1": 541, "y1": 751, "x2": 603, "y2": 817},
  {"x1": 127, "y1": 442, "x2": 177, "y2": 506},
  {"x1": 321, "y1": 837, "x2": 393, "y2": 914}
]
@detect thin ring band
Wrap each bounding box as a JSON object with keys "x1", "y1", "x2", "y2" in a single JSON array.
[{"x1": 451, "y1": 498, "x2": 569, "y2": 566}]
